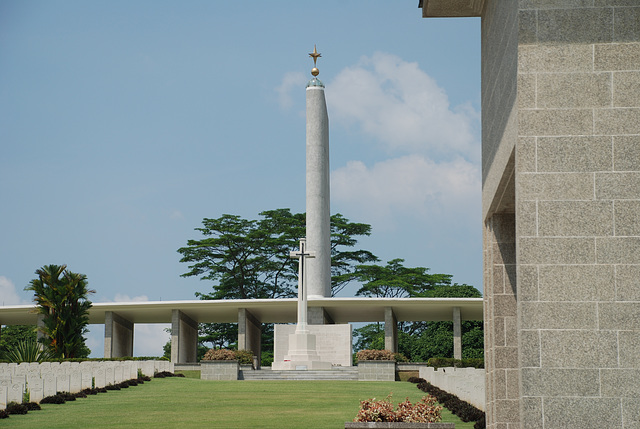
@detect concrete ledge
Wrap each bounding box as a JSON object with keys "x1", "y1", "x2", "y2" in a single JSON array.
[
  {"x1": 346, "y1": 423, "x2": 455, "y2": 428},
  {"x1": 358, "y1": 361, "x2": 396, "y2": 381},
  {"x1": 200, "y1": 360, "x2": 239, "y2": 381}
]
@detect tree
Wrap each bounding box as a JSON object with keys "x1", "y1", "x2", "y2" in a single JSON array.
[
  {"x1": 177, "y1": 208, "x2": 377, "y2": 299},
  {"x1": 350, "y1": 257, "x2": 483, "y2": 361},
  {"x1": 349, "y1": 259, "x2": 452, "y2": 298},
  {"x1": 24, "y1": 264, "x2": 94, "y2": 359}
]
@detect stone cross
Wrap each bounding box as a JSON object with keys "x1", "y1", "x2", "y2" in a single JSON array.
[{"x1": 290, "y1": 238, "x2": 315, "y2": 332}]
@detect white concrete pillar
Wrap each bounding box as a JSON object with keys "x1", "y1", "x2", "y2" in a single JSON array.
[
  {"x1": 104, "y1": 311, "x2": 133, "y2": 358},
  {"x1": 453, "y1": 306, "x2": 462, "y2": 360},
  {"x1": 238, "y1": 308, "x2": 261, "y2": 368},
  {"x1": 384, "y1": 307, "x2": 398, "y2": 353},
  {"x1": 171, "y1": 310, "x2": 198, "y2": 363}
]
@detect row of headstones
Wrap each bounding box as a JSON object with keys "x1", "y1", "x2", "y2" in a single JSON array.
[{"x1": 0, "y1": 360, "x2": 173, "y2": 409}]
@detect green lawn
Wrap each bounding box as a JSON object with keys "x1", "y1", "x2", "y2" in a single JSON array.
[{"x1": 3, "y1": 378, "x2": 476, "y2": 428}]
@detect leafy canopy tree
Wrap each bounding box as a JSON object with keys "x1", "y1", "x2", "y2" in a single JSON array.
[
  {"x1": 351, "y1": 259, "x2": 483, "y2": 361},
  {"x1": 177, "y1": 208, "x2": 377, "y2": 299},
  {"x1": 24, "y1": 264, "x2": 94, "y2": 359}
]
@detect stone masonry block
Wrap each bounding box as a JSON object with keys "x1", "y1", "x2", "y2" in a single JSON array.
[
  {"x1": 595, "y1": 0, "x2": 640, "y2": 6},
  {"x1": 595, "y1": 108, "x2": 640, "y2": 135},
  {"x1": 494, "y1": 316, "x2": 505, "y2": 347},
  {"x1": 518, "y1": 172, "x2": 594, "y2": 201},
  {"x1": 494, "y1": 347, "x2": 519, "y2": 369},
  {"x1": 543, "y1": 397, "x2": 622, "y2": 429},
  {"x1": 619, "y1": 331, "x2": 640, "y2": 368},
  {"x1": 521, "y1": 396, "x2": 543, "y2": 429},
  {"x1": 519, "y1": 109, "x2": 593, "y2": 136},
  {"x1": 519, "y1": 237, "x2": 595, "y2": 264},
  {"x1": 622, "y1": 398, "x2": 640, "y2": 429},
  {"x1": 505, "y1": 368, "x2": 519, "y2": 399},
  {"x1": 520, "y1": 0, "x2": 595, "y2": 8},
  {"x1": 614, "y1": 72, "x2": 640, "y2": 107},
  {"x1": 494, "y1": 399, "x2": 520, "y2": 424},
  {"x1": 615, "y1": 201, "x2": 640, "y2": 236},
  {"x1": 494, "y1": 294, "x2": 518, "y2": 317},
  {"x1": 536, "y1": 136, "x2": 613, "y2": 173},
  {"x1": 616, "y1": 265, "x2": 640, "y2": 301},
  {"x1": 537, "y1": 8, "x2": 613, "y2": 44},
  {"x1": 601, "y1": 369, "x2": 640, "y2": 397},
  {"x1": 492, "y1": 241, "x2": 516, "y2": 265},
  {"x1": 518, "y1": 74, "x2": 536, "y2": 109},
  {"x1": 614, "y1": 7, "x2": 640, "y2": 42},
  {"x1": 596, "y1": 172, "x2": 640, "y2": 199},
  {"x1": 517, "y1": 201, "x2": 537, "y2": 237},
  {"x1": 596, "y1": 237, "x2": 640, "y2": 264},
  {"x1": 519, "y1": 44, "x2": 593, "y2": 73},
  {"x1": 539, "y1": 330, "x2": 618, "y2": 368},
  {"x1": 521, "y1": 368, "x2": 600, "y2": 397},
  {"x1": 518, "y1": 265, "x2": 539, "y2": 302},
  {"x1": 517, "y1": 137, "x2": 536, "y2": 173},
  {"x1": 537, "y1": 200, "x2": 613, "y2": 236},
  {"x1": 594, "y1": 43, "x2": 640, "y2": 71},
  {"x1": 538, "y1": 264, "x2": 615, "y2": 301},
  {"x1": 520, "y1": 302, "x2": 598, "y2": 329},
  {"x1": 599, "y1": 302, "x2": 640, "y2": 330},
  {"x1": 614, "y1": 136, "x2": 640, "y2": 171},
  {"x1": 519, "y1": 330, "x2": 541, "y2": 368},
  {"x1": 519, "y1": 9, "x2": 538, "y2": 44},
  {"x1": 537, "y1": 73, "x2": 611, "y2": 108}
]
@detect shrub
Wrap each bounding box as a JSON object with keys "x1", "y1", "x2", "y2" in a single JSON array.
[
  {"x1": 407, "y1": 376, "x2": 426, "y2": 384},
  {"x1": 40, "y1": 394, "x2": 66, "y2": 404},
  {"x1": 0, "y1": 409, "x2": 8, "y2": 419},
  {"x1": 202, "y1": 348, "x2": 254, "y2": 364},
  {"x1": 24, "y1": 402, "x2": 41, "y2": 411},
  {"x1": 356, "y1": 349, "x2": 407, "y2": 362},
  {"x1": 353, "y1": 393, "x2": 442, "y2": 423},
  {"x1": 5, "y1": 402, "x2": 28, "y2": 415}
]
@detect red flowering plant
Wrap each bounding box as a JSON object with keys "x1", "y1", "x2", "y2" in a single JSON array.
[{"x1": 353, "y1": 393, "x2": 442, "y2": 423}]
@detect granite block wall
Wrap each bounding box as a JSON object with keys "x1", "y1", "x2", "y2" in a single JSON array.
[{"x1": 515, "y1": 1, "x2": 640, "y2": 428}]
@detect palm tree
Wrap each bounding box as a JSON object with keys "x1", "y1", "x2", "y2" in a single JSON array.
[{"x1": 25, "y1": 264, "x2": 95, "y2": 359}]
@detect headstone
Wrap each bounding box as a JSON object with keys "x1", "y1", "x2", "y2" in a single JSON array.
[
  {"x1": 29, "y1": 383, "x2": 44, "y2": 403},
  {"x1": 56, "y1": 373, "x2": 70, "y2": 393},
  {"x1": 105, "y1": 364, "x2": 115, "y2": 386},
  {"x1": 94, "y1": 366, "x2": 106, "y2": 388},
  {"x1": 0, "y1": 384, "x2": 7, "y2": 409},
  {"x1": 43, "y1": 373, "x2": 56, "y2": 397},
  {"x1": 8, "y1": 382, "x2": 24, "y2": 404},
  {"x1": 81, "y1": 370, "x2": 93, "y2": 390},
  {"x1": 140, "y1": 361, "x2": 154, "y2": 377},
  {"x1": 69, "y1": 370, "x2": 82, "y2": 393},
  {"x1": 114, "y1": 363, "x2": 123, "y2": 383}
]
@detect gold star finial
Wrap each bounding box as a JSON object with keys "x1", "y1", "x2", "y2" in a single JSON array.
[{"x1": 309, "y1": 45, "x2": 321, "y2": 77}]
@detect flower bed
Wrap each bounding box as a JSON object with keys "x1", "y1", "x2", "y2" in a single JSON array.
[{"x1": 347, "y1": 394, "x2": 454, "y2": 428}]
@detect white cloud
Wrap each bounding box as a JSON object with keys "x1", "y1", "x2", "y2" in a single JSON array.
[
  {"x1": 113, "y1": 293, "x2": 149, "y2": 302},
  {"x1": 328, "y1": 52, "x2": 478, "y2": 161},
  {"x1": 0, "y1": 276, "x2": 30, "y2": 306},
  {"x1": 332, "y1": 155, "x2": 480, "y2": 228},
  {"x1": 275, "y1": 71, "x2": 307, "y2": 109}
]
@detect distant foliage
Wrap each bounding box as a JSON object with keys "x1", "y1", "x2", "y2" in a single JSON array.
[
  {"x1": 353, "y1": 393, "x2": 442, "y2": 423},
  {"x1": 0, "y1": 339, "x2": 53, "y2": 363}
]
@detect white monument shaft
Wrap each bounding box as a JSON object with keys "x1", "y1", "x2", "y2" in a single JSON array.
[
  {"x1": 305, "y1": 79, "x2": 331, "y2": 299},
  {"x1": 289, "y1": 239, "x2": 315, "y2": 332}
]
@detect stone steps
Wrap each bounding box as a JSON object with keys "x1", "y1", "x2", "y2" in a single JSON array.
[{"x1": 240, "y1": 368, "x2": 358, "y2": 381}]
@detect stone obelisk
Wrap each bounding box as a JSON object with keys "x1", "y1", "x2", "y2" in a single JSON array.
[{"x1": 305, "y1": 45, "x2": 331, "y2": 300}]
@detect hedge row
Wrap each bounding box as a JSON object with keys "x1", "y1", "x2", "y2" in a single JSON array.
[
  {"x1": 427, "y1": 358, "x2": 484, "y2": 369},
  {"x1": 416, "y1": 380, "x2": 486, "y2": 429}
]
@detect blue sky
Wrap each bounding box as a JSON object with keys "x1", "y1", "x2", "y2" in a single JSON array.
[{"x1": 0, "y1": 1, "x2": 481, "y2": 356}]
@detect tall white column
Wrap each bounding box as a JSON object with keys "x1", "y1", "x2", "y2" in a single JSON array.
[{"x1": 306, "y1": 79, "x2": 331, "y2": 299}]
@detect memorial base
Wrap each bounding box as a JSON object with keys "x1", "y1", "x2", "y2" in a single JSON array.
[{"x1": 281, "y1": 331, "x2": 332, "y2": 371}]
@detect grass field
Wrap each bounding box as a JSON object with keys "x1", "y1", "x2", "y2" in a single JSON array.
[{"x1": 3, "y1": 378, "x2": 476, "y2": 428}]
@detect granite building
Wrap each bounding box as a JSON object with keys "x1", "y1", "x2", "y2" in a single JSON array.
[{"x1": 420, "y1": 1, "x2": 640, "y2": 428}]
